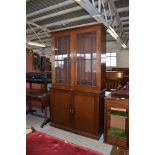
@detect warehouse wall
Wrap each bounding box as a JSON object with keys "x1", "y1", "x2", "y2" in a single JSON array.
[
  {"x1": 117, "y1": 50, "x2": 129, "y2": 68},
  {"x1": 106, "y1": 41, "x2": 129, "y2": 68}
]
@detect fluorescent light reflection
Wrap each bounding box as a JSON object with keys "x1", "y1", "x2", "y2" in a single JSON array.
[
  {"x1": 27, "y1": 41, "x2": 46, "y2": 47},
  {"x1": 107, "y1": 26, "x2": 119, "y2": 40},
  {"x1": 121, "y1": 43, "x2": 127, "y2": 48}
]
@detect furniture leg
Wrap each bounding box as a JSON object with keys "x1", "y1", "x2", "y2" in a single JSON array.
[
  {"x1": 26, "y1": 96, "x2": 36, "y2": 114},
  {"x1": 40, "y1": 97, "x2": 50, "y2": 128}
]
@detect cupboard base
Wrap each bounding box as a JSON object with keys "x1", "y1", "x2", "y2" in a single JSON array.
[{"x1": 50, "y1": 122, "x2": 102, "y2": 140}]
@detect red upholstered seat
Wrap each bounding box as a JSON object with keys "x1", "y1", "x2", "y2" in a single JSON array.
[{"x1": 26, "y1": 131, "x2": 104, "y2": 155}]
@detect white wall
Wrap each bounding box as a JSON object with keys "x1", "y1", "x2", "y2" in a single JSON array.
[
  {"x1": 117, "y1": 50, "x2": 129, "y2": 68},
  {"x1": 106, "y1": 41, "x2": 129, "y2": 68}
]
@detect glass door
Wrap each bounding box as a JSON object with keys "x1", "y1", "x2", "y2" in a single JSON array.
[
  {"x1": 54, "y1": 35, "x2": 71, "y2": 84},
  {"x1": 76, "y1": 32, "x2": 96, "y2": 86}
]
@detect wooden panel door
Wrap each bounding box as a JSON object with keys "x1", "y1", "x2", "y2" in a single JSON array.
[
  {"x1": 73, "y1": 92, "x2": 99, "y2": 134},
  {"x1": 51, "y1": 89, "x2": 72, "y2": 128}
]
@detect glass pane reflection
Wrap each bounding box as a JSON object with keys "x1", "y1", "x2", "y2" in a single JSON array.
[
  {"x1": 76, "y1": 32, "x2": 96, "y2": 86},
  {"x1": 55, "y1": 36, "x2": 71, "y2": 83}
]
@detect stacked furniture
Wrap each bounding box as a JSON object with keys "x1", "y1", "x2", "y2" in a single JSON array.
[
  {"x1": 112, "y1": 68, "x2": 129, "y2": 86},
  {"x1": 104, "y1": 91, "x2": 129, "y2": 149},
  {"x1": 112, "y1": 68, "x2": 129, "y2": 77},
  {"x1": 50, "y1": 24, "x2": 106, "y2": 139}
]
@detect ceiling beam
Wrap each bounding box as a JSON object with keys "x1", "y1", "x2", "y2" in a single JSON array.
[
  {"x1": 112, "y1": 0, "x2": 122, "y2": 2},
  {"x1": 117, "y1": 7, "x2": 129, "y2": 13},
  {"x1": 29, "y1": 38, "x2": 51, "y2": 43},
  {"x1": 105, "y1": 7, "x2": 129, "y2": 16},
  {"x1": 27, "y1": 0, "x2": 75, "y2": 18},
  {"x1": 44, "y1": 15, "x2": 92, "y2": 28},
  {"x1": 27, "y1": 15, "x2": 92, "y2": 33},
  {"x1": 122, "y1": 21, "x2": 129, "y2": 25},
  {"x1": 50, "y1": 22, "x2": 98, "y2": 32},
  {"x1": 74, "y1": 0, "x2": 108, "y2": 26},
  {"x1": 32, "y1": 6, "x2": 82, "y2": 22},
  {"x1": 27, "y1": 32, "x2": 50, "y2": 39},
  {"x1": 106, "y1": 20, "x2": 129, "y2": 27},
  {"x1": 120, "y1": 16, "x2": 129, "y2": 21},
  {"x1": 108, "y1": 0, "x2": 128, "y2": 44},
  {"x1": 74, "y1": 0, "x2": 127, "y2": 45},
  {"x1": 27, "y1": 21, "x2": 51, "y2": 32},
  {"x1": 26, "y1": 26, "x2": 40, "y2": 35},
  {"x1": 123, "y1": 27, "x2": 129, "y2": 30},
  {"x1": 27, "y1": 34, "x2": 50, "y2": 41}
]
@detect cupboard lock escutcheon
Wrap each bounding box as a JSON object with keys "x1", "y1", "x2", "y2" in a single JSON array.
[
  {"x1": 72, "y1": 108, "x2": 75, "y2": 114},
  {"x1": 69, "y1": 108, "x2": 75, "y2": 114}
]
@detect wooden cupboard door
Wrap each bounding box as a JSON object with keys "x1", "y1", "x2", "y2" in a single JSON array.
[
  {"x1": 73, "y1": 92, "x2": 99, "y2": 134},
  {"x1": 51, "y1": 89, "x2": 72, "y2": 127}
]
